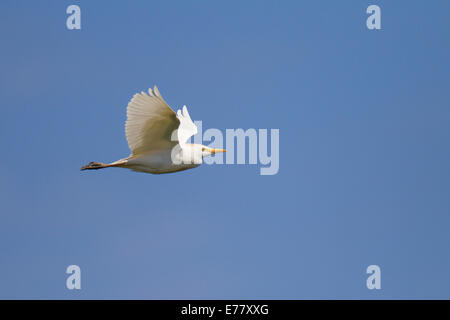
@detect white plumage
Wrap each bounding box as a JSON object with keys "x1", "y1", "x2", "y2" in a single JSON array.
[{"x1": 81, "y1": 85, "x2": 225, "y2": 174}]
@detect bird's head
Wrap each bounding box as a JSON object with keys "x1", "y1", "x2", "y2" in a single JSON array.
[{"x1": 201, "y1": 145, "x2": 226, "y2": 158}]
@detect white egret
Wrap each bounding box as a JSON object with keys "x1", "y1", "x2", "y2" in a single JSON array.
[{"x1": 81, "y1": 86, "x2": 225, "y2": 174}]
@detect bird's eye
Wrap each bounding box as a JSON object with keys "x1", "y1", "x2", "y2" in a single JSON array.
[{"x1": 201, "y1": 147, "x2": 206, "y2": 152}]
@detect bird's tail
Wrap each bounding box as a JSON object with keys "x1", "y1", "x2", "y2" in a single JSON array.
[{"x1": 81, "y1": 161, "x2": 109, "y2": 171}]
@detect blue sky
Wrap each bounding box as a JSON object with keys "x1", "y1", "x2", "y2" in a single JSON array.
[{"x1": 0, "y1": 1, "x2": 449, "y2": 299}]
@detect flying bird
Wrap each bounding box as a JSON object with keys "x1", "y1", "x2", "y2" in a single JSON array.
[{"x1": 81, "y1": 86, "x2": 225, "y2": 174}]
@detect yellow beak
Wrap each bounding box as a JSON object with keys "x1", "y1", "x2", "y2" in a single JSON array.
[{"x1": 211, "y1": 148, "x2": 226, "y2": 154}]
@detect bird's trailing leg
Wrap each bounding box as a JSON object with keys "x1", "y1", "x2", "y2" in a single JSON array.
[
  {"x1": 80, "y1": 159, "x2": 127, "y2": 171},
  {"x1": 80, "y1": 161, "x2": 107, "y2": 170}
]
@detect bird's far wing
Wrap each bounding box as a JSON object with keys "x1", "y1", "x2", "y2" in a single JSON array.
[
  {"x1": 125, "y1": 86, "x2": 180, "y2": 155},
  {"x1": 176, "y1": 105, "x2": 198, "y2": 147}
]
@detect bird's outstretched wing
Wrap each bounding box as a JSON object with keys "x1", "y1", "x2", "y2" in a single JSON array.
[
  {"x1": 125, "y1": 86, "x2": 180, "y2": 155},
  {"x1": 176, "y1": 105, "x2": 198, "y2": 147}
]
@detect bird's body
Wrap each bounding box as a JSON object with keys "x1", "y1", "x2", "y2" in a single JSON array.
[
  {"x1": 81, "y1": 86, "x2": 225, "y2": 174},
  {"x1": 121, "y1": 146, "x2": 201, "y2": 174}
]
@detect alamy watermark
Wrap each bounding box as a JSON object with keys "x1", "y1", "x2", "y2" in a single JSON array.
[
  {"x1": 66, "y1": 265, "x2": 81, "y2": 290},
  {"x1": 171, "y1": 121, "x2": 280, "y2": 176},
  {"x1": 366, "y1": 265, "x2": 381, "y2": 290}
]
